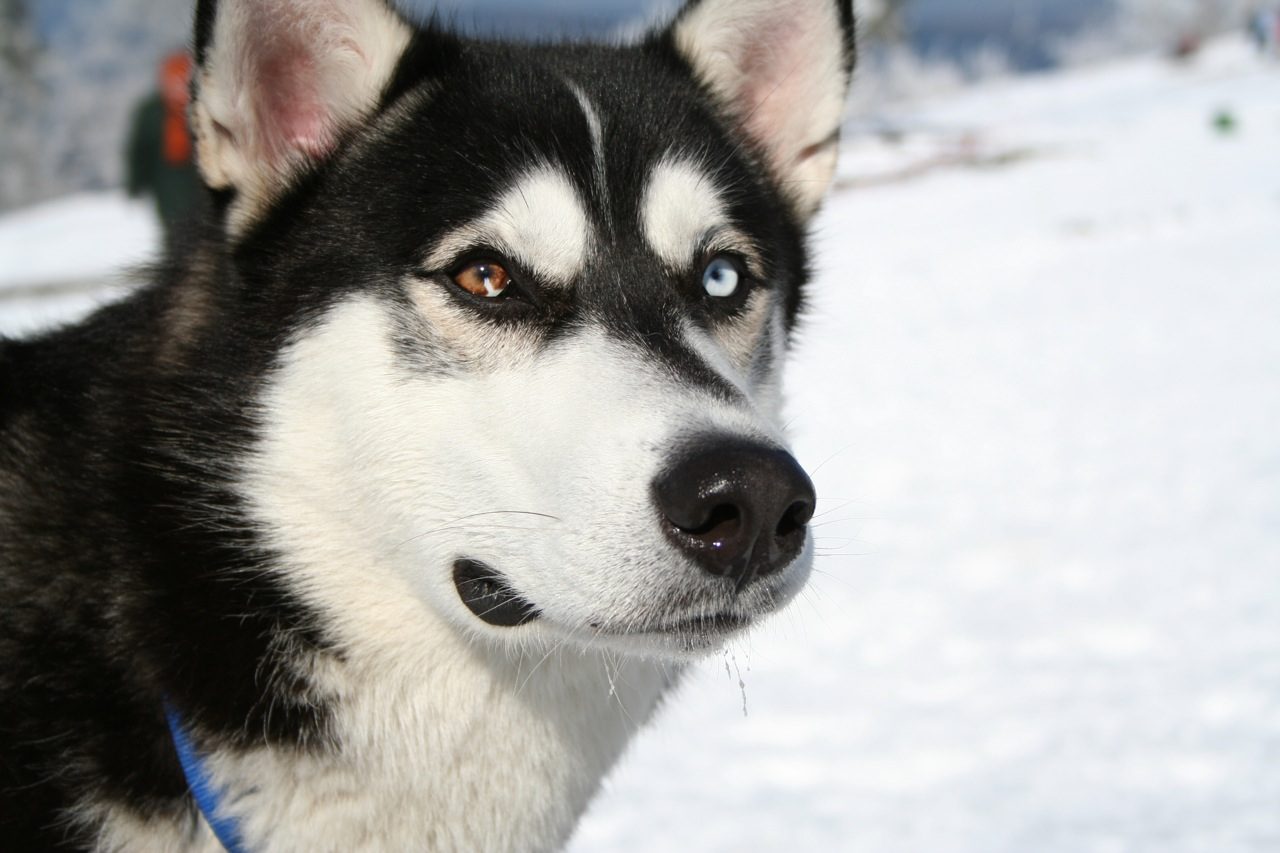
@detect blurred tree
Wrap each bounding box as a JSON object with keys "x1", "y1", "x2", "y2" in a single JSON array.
[
  {"x1": 1, "y1": 0, "x2": 36, "y2": 69},
  {"x1": 1111, "y1": 0, "x2": 1257, "y2": 55},
  {"x1": 0, "y1": 0, "x2": 191, "y2": 213},
  {"x1": 862, "y1": 0, "x2": 911, "y2": 45},
  {"x1": 0, "y1": 0, "x2": 46, "y2": 209}
]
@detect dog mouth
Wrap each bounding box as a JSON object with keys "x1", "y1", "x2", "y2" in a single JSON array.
[
  {"x1": 594, "y1": 611, "x2": 755, "y2": 640},
  {"x1": 453, "y1": 559, "x2": 541, "y2": 628},
  {"x1": 588, "y1": 610, "x2": 758, "y2": 657},
  {"x1": 452, "y1": 559, "x2": 766, "y2": 645}
]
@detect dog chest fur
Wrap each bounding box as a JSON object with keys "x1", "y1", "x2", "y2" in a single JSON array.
[{"x1": 95, "y1": 647, "x2": 670, "y2": 852}]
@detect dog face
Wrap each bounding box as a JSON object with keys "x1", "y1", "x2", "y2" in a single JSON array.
[{"x1": 191, "y1": 0, "x2": 854, "y2": 660}]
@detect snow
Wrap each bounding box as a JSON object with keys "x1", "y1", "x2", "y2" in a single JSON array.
[
  {"x1": 2, "y1": 36, "x2": 1278, "y2": 852},
  {"x1": 0, "y1": 192, "x2": 158, "y2": 336}
]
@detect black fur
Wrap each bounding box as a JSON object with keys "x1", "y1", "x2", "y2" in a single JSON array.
[
  {"x1": 1, "y1": 2, "x2": 854, "y2": 847},
  {"x1": 193, "y1": 0, "x2": 217, "y2": 67}
]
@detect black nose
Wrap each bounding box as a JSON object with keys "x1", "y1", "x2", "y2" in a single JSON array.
[{"x1": 653, "y1": 439, "x2": 816, "y2": 591}]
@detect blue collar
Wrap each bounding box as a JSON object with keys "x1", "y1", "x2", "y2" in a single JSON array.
[{"x1": 164, "y1": 706, "x2": 250, "y2": 853}]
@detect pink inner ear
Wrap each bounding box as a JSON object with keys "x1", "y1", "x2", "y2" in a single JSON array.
[
  {"x1": 734, "y1": 15, "x2": 810, "y2": 155},
  {"x1": 256, "y1": 45, "x2": 339, "y2": 166}
]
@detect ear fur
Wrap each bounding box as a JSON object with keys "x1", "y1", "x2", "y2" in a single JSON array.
[
  {"x1": 191, "y1": 0, "x2": 413, "y2": 232},
  {"x1": 669, "y1": 0, "x2": 855, "y2": 220}
]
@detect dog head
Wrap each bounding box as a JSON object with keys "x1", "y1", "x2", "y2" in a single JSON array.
[{"x1": 189, "y1": 0, "x2": 854, "y2": 660}]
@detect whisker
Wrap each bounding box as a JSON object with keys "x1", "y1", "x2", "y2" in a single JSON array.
[
  {"x1": 515, "y1": 628, "x2": 580, "y2": 698},
  {"x1": 811, "y1": 498, "x2": 862, "y2": 520},
  {"x1": 810, "y1": 567, "x2": 858, "y2": 591},
  {"x1": 808, "y1": 517, "x2": 864, "y2": 531},
  {"x1": 808, "y1": 442, "x2": 856, "y2": 477},
  {"x1": 393, "y1": 510, "x2": 562, "y2": 550},
  {"x1": 602, "y1": 650, "x2": 641, "y2": 728}
]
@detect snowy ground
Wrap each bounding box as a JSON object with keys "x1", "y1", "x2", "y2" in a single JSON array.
[
  {"x1": 3, "y1": 36, "x2": 1278, "y2": 852},
  {"x1": 0, "y1": 192, "x2": 157, "y2": 336}
]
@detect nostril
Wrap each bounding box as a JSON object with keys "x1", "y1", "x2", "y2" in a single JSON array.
[
  {"x1": 775, "y1": 500, "x2": 814, "y2": 540},
  {"x1": 676, "y1": 503, "x2": 740, "y2": 540}
]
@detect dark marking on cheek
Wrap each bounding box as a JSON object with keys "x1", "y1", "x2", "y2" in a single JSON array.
[
  {"x1": 750, "y1": 323, "x2": 777, "y2": 387},
  {"x1": 637, "y1": 327, "x2": 744, "y2": 404}
]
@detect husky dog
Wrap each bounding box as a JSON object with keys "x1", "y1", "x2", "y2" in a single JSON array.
[{"x1": 0, "y1": 0, "x2": 854, "y2": 849}]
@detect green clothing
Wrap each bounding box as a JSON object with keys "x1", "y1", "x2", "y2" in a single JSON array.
[{"x1": 125, "y1": 93, "x2": 202, "y2": 230}]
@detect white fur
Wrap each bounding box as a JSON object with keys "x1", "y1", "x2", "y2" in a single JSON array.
[
  {"x1": 192, "y1": 0, "x2": 412, "y2": 233},
  {"x1": 197, "y1": 647, "x2": 669, "y2": 852},
  {"x1": 704, "y1": 290, "x2": 778, "y2": 390},
  {"x1": 673, "y1": 0, "x2": 850, "y2": 218},
  {"x1": 642, "y1": 157, "x2": 728, "y2": 269},
  {"x1": 426, "y1": 166, "x2": 593, "y2": 288},
  {"x1": 567, "y1": 82, "x2": 609, "y2": 207},
  {"x1": 83, "y1": 804, "x2": 219, "y2": 853}
]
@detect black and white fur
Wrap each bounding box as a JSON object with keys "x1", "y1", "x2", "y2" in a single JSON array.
[{"x1": 0, "y1": 0, "x2": 855, "y2": 849}]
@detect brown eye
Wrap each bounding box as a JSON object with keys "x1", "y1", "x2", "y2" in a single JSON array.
[{"x1": 453, "y1": 261, "x2": 511, "y2": 298}]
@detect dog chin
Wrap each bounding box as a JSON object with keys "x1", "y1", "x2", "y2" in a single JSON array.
[
  {"x1": 583, "y1": 575, "x2": 813, "y2": 661},
  {"x1": 583, "y1": 614, "x2": 759, "y2": 660}
]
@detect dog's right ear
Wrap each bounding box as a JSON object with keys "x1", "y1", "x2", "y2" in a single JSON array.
[{"x1": 191, "y1": 0, "x2": 414, "y2": 232}]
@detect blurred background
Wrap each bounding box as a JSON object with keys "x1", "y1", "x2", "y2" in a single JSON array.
[
  {"x1": 2, "y1": 1, "x2": 1278, "y2": 851},
  {"x1": 0, "y1": 0, "x2": 1267, "y2": 216}
]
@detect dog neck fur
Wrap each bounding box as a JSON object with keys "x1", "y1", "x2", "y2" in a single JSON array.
[{"x1": 190, "y1": 640, "x2": 669, "y2": 852}]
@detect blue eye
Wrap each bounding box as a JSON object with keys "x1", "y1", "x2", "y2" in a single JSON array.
[{"x1": 702, "y1": 256, "x2": 741, "y2": 298}]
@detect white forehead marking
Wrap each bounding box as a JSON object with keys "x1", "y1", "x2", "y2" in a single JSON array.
[
  {"x1": 642, "y1": 157, "x2": 728, "y2": 268},
  {"x1": 567, "y1": 81, "x2": 608, "y2": 205},
  {"x1": 427, "y1": 165, "x2": 592, "y2": 287}
]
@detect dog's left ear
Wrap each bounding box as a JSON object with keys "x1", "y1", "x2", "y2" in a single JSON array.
[{"x1": 666, "y1": 0, "x2": 855, "y2": 220}]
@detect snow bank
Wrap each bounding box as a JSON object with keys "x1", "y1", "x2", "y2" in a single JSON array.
[
  {"x1": 0, "y1": 191, "x2": 157, "y2": 336},
  {"x1": 0, "y1": 191, "x2": 158, "y2": 290}
]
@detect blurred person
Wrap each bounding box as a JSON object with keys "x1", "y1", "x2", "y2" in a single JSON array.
[
  {"x1": 125, "y1": 50, "x2": 201, "y2": 240},
  {"x1": 1172, "y1": 31, "x2": 1202, "y2": 59},
  {"x1": 1252, "y1": 6, "x2": 1280, "y2": 55}
]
